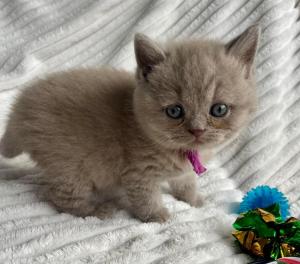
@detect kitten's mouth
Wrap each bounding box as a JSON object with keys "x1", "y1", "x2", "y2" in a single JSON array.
[
  {"x1": 189, "y1": 136, "x2": 207, "y2": 147},
  {"x1": 194, "y1": 137, "x2": 204, "y2": 144},
  {"x1": 189, "y1": 137, "x2": 219, "y2": 149}
]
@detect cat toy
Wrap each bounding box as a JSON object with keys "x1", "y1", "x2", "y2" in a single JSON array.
[
  {"x1": 232, "y1": 185, "x2": 300, "y2": 261},
  {"x1": 186, "y1": 150, "x2": 206, "y2": 175},
  {"x1": 276, "y1": 258, "x2": 300, "y2": 264}
]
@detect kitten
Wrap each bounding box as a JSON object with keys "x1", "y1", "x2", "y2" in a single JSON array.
[{"x1": 0, "y1": 25, "x2": 260, "y2": 222}]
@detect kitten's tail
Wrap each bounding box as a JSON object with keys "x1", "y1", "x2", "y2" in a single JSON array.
[{"x1": 0, "y1": 129, "x2": 22, "y2": 158}]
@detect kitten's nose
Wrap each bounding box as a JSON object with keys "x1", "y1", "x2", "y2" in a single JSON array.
[{"x1": 188, "y1": 129, "x2": 206, "y2": 138}]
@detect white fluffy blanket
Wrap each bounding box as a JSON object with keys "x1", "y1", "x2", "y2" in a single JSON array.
[{"x1": 0, "y1": 0, "x2": 300, "y2": 263}]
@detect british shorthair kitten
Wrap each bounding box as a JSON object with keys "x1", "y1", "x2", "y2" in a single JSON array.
[{"x1": 0, "y1": 25, "x2": 260, "y2": 222}]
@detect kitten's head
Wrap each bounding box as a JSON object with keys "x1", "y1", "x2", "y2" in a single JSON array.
[{"x1": 133, "y1": 25, "x2": 260, "y2": 151}]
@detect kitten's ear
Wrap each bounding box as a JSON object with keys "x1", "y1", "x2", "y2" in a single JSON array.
[
  {"x1": 226, "y1": 24, "x2": 260, "y2": 78},
  {"x1": 134, "y1": 33, "x2": 165, "y2": 79}
]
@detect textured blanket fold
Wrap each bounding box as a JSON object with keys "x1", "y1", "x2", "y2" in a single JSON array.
[{"x1": 0, "y1": 0, "x2": 299, "y2": 263}]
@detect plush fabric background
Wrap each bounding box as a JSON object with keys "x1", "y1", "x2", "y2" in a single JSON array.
[{"x1": 0, "y1": 0, "x2": 299, "y2": 263}]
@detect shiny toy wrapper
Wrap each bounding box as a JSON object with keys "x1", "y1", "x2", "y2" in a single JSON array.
[{"x1": 232, "y1": 203, "x2": 300, "y2": 260}]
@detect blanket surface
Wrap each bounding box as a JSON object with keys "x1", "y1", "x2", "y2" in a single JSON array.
[{"x1": 0, "y1": 0, "x2": 300, "y2": 263}]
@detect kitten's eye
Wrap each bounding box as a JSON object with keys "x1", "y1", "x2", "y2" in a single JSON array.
[
  {"x1": 166, "y1": 104, "x2": 184, "y2": 119},
  {"x1": 210, "y1": 103, "x2": 228, "y2": 118}
]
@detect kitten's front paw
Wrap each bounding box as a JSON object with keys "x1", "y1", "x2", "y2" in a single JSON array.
[
  {"x1": 175, "y1": 193, "x2": 203, "y2": 208},
  {"x1": 147, "y1": 208, "x2": 171, "y2": 223},
  {"x1": 191, "y1": 194, "x2": 203, "y2": 208},
  {"x1": 94, "y1": 202, "x2": 117, "y2": 219},
  {"x1": 138, "y1": 208, "x2": 170, "y2": 223}
]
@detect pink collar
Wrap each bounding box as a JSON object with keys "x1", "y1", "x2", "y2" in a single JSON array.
[{"x1": 186, "y1": 150, "x2": 207, "y2": 176}]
